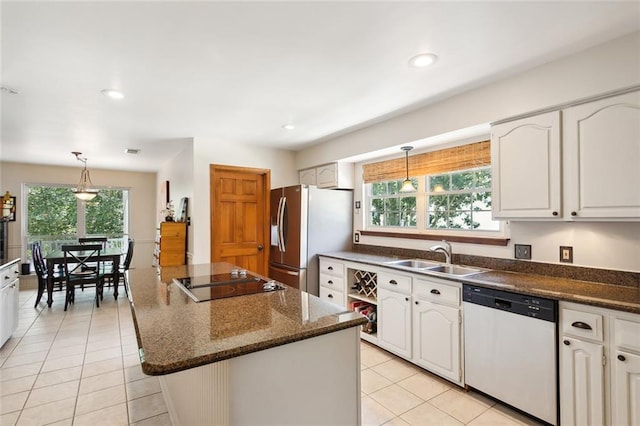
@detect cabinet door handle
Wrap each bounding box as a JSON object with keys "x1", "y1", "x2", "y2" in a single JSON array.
[
  {"x1": 415, "y1": 301, "x2": 419, "y2": 305},
  {"x1": 571, "y1": 321, "x2": 593, "y2": 330},
  {"x1": 327, "y1": 280, "x2": 333, "y2": 285},
  {"x1": 328, "y1": 294, "x2": 333, "y2": 299},
  {"x1": 328, "y1": 266, "x2": 333, "y2": 271},
  {"x1": 430, "y1": 289, "x2": 441, "y2": 295},
  {"x1": 552, "y1": 211, "x2": 558, "y2": 216},
  {"x1": 389, "y1": 280, "x2": 398, "y2": 285},
  {"x1": 563, "y1": 340, "x2": 571, "y2": 346},
  {"x1": 571, "y1": 211, "x2": 577, "y2": 216},
  {"x1": 405, "y1": 297, "x2": 409, "y2": 302},
  {"x1": 618, "y1": 354, "x2": 626, "y2": 362}
]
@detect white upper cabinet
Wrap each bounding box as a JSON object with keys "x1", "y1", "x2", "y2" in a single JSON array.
[
  {"x1": 299, "y1": 162, "x2": 354, "y2": 189},
  {"x1": 491, "y1": 111, "x2": 561, "y2": 219},
  {"x1": 563, "y1": 90, "x2": 640, "y2": 219},
  {"x1": 491, "y1": 88, "x2": 640, "y2": 221}
]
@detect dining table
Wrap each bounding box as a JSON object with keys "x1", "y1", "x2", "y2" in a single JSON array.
[{"x1": 44, "y1": 247, "x2": 123, "y2": 307}]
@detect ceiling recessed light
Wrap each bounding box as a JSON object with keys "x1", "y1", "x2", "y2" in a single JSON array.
[
  {"x1": 101, "y1": 89, "x2": 124, "y2": 99},
  {"x1": 282, "y1": 124, "x2": 295, "y2": 130},
  {"x1": 408, "y1": 53, "x2": 438, "y2": 68}
]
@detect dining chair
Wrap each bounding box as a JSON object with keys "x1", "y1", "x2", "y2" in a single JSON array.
[
  {"x1": 119, "y1": 239, "x2": 134, "y2": 296},
  {"x1": 32, "y1": 242, "x2": 65, "y2": 307},
  {"x1": 78, "y1": 236, "x2": 108, "y2": 247},
  {"x1": 61, "y1": 244, "x2": 106, "y2": 311}
]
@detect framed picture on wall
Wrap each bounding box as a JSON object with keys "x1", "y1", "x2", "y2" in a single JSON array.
[
  {"x1": 2, "y1": 196, "x2": 16, "y2": 222},
  {"x1": 177, "y1": 197, "x2": 188, "y2": 223}
]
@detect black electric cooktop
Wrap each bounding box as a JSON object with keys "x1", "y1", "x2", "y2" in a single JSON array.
[{"x1": 173, "y1": 273, "x2": 285, "y2": 302}]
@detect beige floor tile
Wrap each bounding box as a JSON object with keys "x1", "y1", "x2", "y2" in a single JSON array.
[
  {"x1": 361, "y1": 346, "x2": 393, "y2": 368},
  {"x1": 15, "y1": 396, "x2": 76, "y2": 426},
  {"x1": 24, "y1": 379, "x2": 79, "y2": 408},
  {"x1": 84, "y1": 346, "x2": 123, "y2": 365},
  {"x1": 370, "y1": 384, "x2": 424, "y2": 416},
  {"x1": 9, "y1": 341, "x2": 51, "y2": 356},
  {"x1": 81, "y1": 357, "x2": 123, "y2": 378},
  {"x1": 127, "y1": 392, "x2": 167, "y2": 423},
  {"x1": 429, "y1": 389, "x2": 493, "y2": 424},
  {"x1": 40, "y1": 354, "x2": 84, "y2": 373},
  {"x1": 73, "y1": 401, "x2": 129, "y2": 426},
  {"x1": 47, "y1": 419, "x2": 73, "y2": 426},
  {"x1": 85, "y1": 338, "x2": 122, "y2": 353},
  {"x1": 400, "y1": 402, "x2": 463, "y2": 426},
  {"x1": 383, "y1": 417, "x2": 410, "y2": 426},
  {"x1": 397, "y1": 372, "x2": 451, "y2": 401},
  {"x1": 2, "y1": 350, "x2": 49, "y2": 369},
  {"x1": 125, "y1": 376, "x2": 161, "y2": 401},
  {"x1": 0, "y1": 362, "x2": 43, "y2": 383},
  {"x1": 361, "y1": 394, "x2": 396, "y2": 426},
  {"x1": 371, "y1": 358, "x2": 419, "y2": 382},
  {"x1": 467, "y1": 407, "x2": 530, "y2": 426},
  {"x1": 47, "y1": 344, "x2": 87, "y2": 360},
  {"x1": 0, "y1": 390, "x2": 29, "y2": 415},
  {"x1": 50, "y1": 337, "x2": 88, "y2": 350},
  {"x1": 0, "y1": 374, "x2": 37, "y2": 397},
  {"x1": 13, "y1": 333, "x2": 55, "y2": 346},
  {"x1": 124, "y1": 365, "x2": 147, "y2": 383},
  {"x1": 361, "y1": 368, "x2": 393, "y2": 395},
  {"x1": 491, "y1": 404, "x2": 545, "y2": 425},
  {"x1": 131, "y1": 412, "x2": 172, "y2": 426},
  {"x1": 123, "y1": 354, "x2": 142, "y2": 369},
  {"x1": 0, "y1": 410, "x2": 20, "y2": 426},
  {"x1": 75, "y1": 384, "x2": 127, "y2": 416},
  {"x1": 33, "y1": 366, "x2": 82, "y2": 389},
  {"x1": 79, "y1": 369, "x2": 125, "y2": 395}
]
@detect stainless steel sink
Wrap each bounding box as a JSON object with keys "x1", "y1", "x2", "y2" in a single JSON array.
[
  {"x1": 384, "y1": 259, "x2": 441, "y2": 269},
  {"x1": 426, "y1": 265, "x2": 482, "y2": 276}
]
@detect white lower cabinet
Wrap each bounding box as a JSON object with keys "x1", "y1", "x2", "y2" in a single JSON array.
[
  {"x1": 377, "y1": 288, "x2": 412, "y2": 359},
  {"x1": 560, "y1": 336, "x2": 605, "y2": 425},
  {"x1": 560, "y1": 301, "x2": 640, "y2": 426}
]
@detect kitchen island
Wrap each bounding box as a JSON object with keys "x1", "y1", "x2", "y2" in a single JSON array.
[{"x1": 127, "y1": 262, "x2": 367, "y2": 425}]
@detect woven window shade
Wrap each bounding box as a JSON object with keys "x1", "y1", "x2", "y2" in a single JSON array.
[{"x1": 363, "y1": 140, "x2": 490, "y2": 183}]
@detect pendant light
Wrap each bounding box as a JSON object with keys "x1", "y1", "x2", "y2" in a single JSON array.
[
  {"x1": 71, "y1": 152, "x2": 98, "y2": 201},
  {"x1": 399, "y1": 146, "x2": 416, "y2": 192}
]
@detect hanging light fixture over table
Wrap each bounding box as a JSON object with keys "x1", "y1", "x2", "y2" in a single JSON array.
[
  {"x1": 399, "y1": 146, "x2": 417, "y2": 192},
  {"x1": 71, "y1": 152, "x2": 98, "y2": 201}
]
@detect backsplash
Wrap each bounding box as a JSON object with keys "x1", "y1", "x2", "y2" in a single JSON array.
[{"x1": 352, "y1": 243, "x2": 640, "y2": 288}]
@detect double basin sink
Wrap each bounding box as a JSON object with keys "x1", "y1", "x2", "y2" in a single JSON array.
[{"x1": 384, "y1": 259, "x2": 482, "y2": 277}]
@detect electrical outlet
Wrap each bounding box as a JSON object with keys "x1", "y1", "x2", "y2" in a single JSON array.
[
  {"x1": 514, "y1": 244, "x2": 531, "y2": 260},
  {"x1": 560, "y1": 246, "x2": 573, "y2": 263},
  {"x1": 354, "y1": 233, "x2": 360, "y2": 243}
]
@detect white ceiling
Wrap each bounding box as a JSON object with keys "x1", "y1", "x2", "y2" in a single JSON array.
[{"x1": 1, "y1": 1, "x2": 639, "y2": 172}]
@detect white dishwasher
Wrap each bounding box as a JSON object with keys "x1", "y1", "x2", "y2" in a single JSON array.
[{"x1": 463, "y1": 284, "x2": 558, "y2": 425}]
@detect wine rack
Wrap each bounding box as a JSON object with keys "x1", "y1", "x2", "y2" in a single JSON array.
[{"x1": 352, "y1": 270, "x2": 377, "y2": 300}]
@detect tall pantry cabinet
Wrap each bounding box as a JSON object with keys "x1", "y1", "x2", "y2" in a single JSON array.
[{"x1": 154, "y1": 222, "x2": 187, "y2": 267}]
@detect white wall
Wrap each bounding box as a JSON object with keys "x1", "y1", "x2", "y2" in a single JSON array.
[
  {"x1": 298, "y1": 31, "x2": 640, "y2": 273},
  {"x1": 157, "y1": 140, "x2": 195, "y2": 260},
  {"x1": 0, "y1": 162, "x2": 157, "y2": 269}
]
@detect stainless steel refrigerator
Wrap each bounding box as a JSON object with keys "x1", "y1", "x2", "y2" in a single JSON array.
[{"x1": 269, "y1": 185, "x2": 352, "y2": 296}]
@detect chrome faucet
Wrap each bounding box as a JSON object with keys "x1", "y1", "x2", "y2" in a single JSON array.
[{"x1": 429, "y1": 240, "x2": 452, "y2": 264}]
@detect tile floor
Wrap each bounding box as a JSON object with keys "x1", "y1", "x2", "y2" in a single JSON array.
[{"x1": 1, "y1": 288, "x2": 543, "y2": 425}]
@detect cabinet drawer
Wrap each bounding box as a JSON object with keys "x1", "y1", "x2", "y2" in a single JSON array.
[
  {"x1": 319, "y1": 273, "x2": 344, "y2": 289},
  {"x1": 319, "y1": 258, "x2": 343, "y2": 278},
  {"x1": 614, "y1": 317, "x2": 640, "y2": 352},
  {"x1": 378, "y1": 271, "x2": 411, "y2": 294},
  {"x1": 561, "y1": 308, "x2": 604, "y2": 342},
  {"x1": 413, "y1": 278, "x2": 460, "y2": 307},
  {"x1": 2, "y1": 263, "x2": 20, "y2": 287},
  {"x1": 319, "y1": 287, "x2": 344, "y2": 307}
]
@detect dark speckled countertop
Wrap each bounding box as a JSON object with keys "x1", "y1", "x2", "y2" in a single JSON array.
[
  {"x1": 321, "y1": 251, "x2": 640, "y2": 314},
  {"x1": 128, "y1": 263, "x2": 367, "y2": 376}
]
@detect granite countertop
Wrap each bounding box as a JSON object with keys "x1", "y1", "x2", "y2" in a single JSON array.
[
  {"x1": 321, "y1": 251, "x2": 640, "y2": 315},
  {"x1": 127, "y1": 262, "x2": 367, "y2": 376}
]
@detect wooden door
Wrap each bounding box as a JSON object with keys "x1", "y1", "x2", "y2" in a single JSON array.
[{"x1": 210, "y1": 165, "x2": 270, "y2": 275}]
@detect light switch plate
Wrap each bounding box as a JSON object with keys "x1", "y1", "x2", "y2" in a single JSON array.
[
  {"x1": 514, "y1": 244, "x2": 531, "y2": 260},
  {"x1": 560, "y1": 246, "x2": 573, "y2": 263}
]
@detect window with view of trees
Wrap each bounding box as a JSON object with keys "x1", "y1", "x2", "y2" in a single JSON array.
[
  {"x1": 26, "y1": 185, "x2": 129, "y2": 256},
  {"x1": 366, "y1": 166, "x2": 500, "y2": 233}
]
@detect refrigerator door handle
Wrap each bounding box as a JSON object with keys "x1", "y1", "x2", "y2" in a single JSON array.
[
  {"x1": 278, "y1": 196, "x2": 286, "y2": 252},
  {"x1": 270, "y1": 264, "x2": 299, "y2": 276}
]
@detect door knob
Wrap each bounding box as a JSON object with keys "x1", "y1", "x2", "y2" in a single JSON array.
[{"x1": 257, "y1": 245, "x2": 264, "y2": 251}]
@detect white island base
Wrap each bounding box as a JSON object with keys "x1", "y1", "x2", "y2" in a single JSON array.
[{"x1": 158, "y1": 327, "x2": 362, "y2": 425}]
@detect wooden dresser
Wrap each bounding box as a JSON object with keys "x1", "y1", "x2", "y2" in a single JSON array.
[{"x1": 154, "y1": 222, "x2": 187, "y2": 267}]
